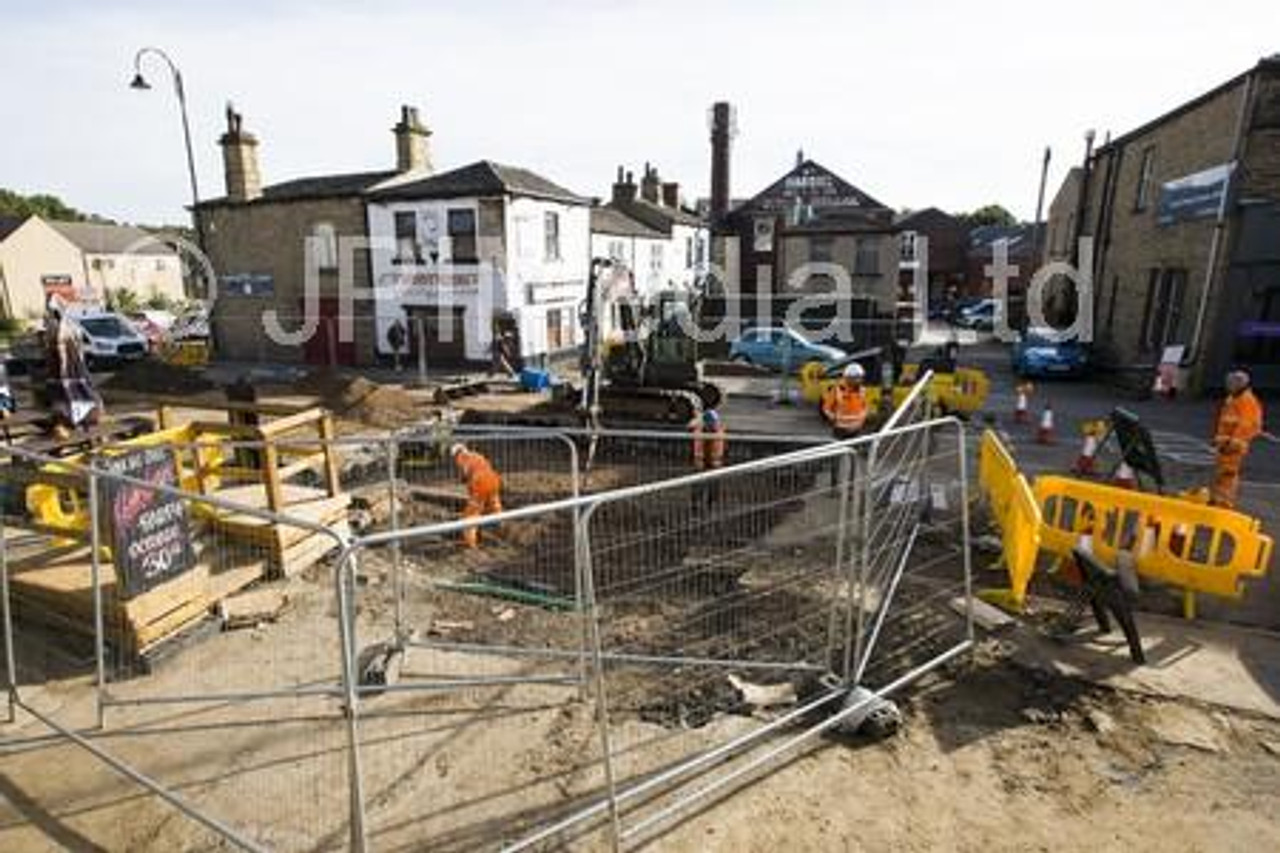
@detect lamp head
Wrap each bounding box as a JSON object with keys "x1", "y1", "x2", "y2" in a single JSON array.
[{"x1": 129, "y1": 72, "x2": 151, "y2": 91}]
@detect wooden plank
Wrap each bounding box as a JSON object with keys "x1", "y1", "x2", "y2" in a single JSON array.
[
  {"x1": 271, "y1": 522, "x2": 348, "y2": 579},
  {"x1": 319, "y1": 414, "x2": 342, "y2": 498},
  {"x1": 256, "y1": 408, "x2": 326, "y2": 440}
]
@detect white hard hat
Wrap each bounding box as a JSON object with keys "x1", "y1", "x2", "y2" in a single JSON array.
[
  {"x1": 449, "y1": 443, "x2": 467, "y2": 457},
  {"x1": 843, "y1": 363, "x2": 865, "y2": 381}
]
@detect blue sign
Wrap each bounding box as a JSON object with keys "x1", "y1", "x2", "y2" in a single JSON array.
[
  {"x1": 1158, "y1": 163, "x2": 1233, "y2": 227},
  {"x1": 1239, "y1": 320, "x2": 1280, "y2": 338}
]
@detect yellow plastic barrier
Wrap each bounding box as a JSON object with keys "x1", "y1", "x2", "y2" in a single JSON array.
[
  {"x1": 159, "y1": 340, "x2": 209, "y2": 367},
  {"x1": 26, "y1": 424, "x2": 226, "y2": 540},
  {"x1": 976, "y1": 430, "x2": 1042, "y2": 610},
  {"x1": 799, "y1": 361, "x2": 989, "y2": 416},
  {"x1": 1033, "y1": 476, "x2": 1273, "y2": 601}
]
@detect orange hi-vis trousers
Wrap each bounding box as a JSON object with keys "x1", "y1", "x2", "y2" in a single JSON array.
[{"x1": 457, "y1": 451, "x2": 503, "y2": 547}]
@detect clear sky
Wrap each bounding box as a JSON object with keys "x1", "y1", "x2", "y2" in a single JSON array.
[{"x1": 1, "y1": 0, "x2": 1275, "y2": 226}]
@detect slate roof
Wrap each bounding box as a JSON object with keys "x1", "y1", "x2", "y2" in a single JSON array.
[
  {"x1": 369, "y1": 160, "x2": 587, "y2": 204},
  {"x1": 49, "y1": 220, "x2": 175, "y2": 255},
  {"x1": 196, "y1": 169, "x2": 398, "y2": 207},
  {"x1": 968, "y1": 223, "x2": 1044, "y2": 254},
  {"x1": 590, "y1": 205, "x2": 664, "y2": 238},
  {"x1": 611, "y1": 197, "x2": 705, "y2": 234}
]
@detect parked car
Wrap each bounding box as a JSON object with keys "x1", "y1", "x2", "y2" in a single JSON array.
[
  {"x1": 169, "y1": 305, "x2": 210, "y2": 341},
  {"x1": 72, "y1": 311, "x2": 150, "y2": 368},
  {"x1": 1011, "y1": 330, "x2": 1090, "y2": 378},
  {"x1": 127, "y1": 312, "x2": 168, "y2": 350},
  {"x1": 954, "y1": 299, "x2": 998, "y2": 331},
  {"x1": 729, "y1": 326, "x2": 847, "y2": 372}
]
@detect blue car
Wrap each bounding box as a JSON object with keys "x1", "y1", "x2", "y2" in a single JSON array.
[
  {"x1": 1012, "y1": 332, "x2": 1090, "y2": 378},
  {"x1": 729, "y1": 326, "x2": 847, "y2": 372}
]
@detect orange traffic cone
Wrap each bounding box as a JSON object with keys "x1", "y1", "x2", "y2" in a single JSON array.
[
  {"x1": 1074, "y1": 429, "x2": 1099, "y2": 475},
  {"x1": 1014, "y1": 383, "x2": 1031, "y2": 424},
  {"x1": 1035, "y1": 402, "x2": 1055, "y2": 445},
  {"x1": 1113, "y1": 461, "x2": 1136, "y2": 489}
]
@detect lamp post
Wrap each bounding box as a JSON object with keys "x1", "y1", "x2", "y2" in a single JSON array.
[{"x1": 129, "y1": 46, "x2": 203, "y2": 255}]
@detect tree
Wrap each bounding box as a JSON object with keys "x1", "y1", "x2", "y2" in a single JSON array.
[
  {"x1": 956, "y1": 204, "x2": 1018, "y2": 229},
  {"x1": 0, "y1": 188, "x2": 89, "y2": 222},
  {"x1": 106, "y1": 287, "x2": 141, "y2": 315}
]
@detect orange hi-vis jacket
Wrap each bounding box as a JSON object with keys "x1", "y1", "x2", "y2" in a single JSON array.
[
  {"x1": 456, "y1": 449, "x2": 501, "y2": 499},
  {"x1": 1214, "y1": 388, "x2": 1264, "y2": 455},
  {"x1": 822, "y1": 382, "x2": 868, "y2": 432}
]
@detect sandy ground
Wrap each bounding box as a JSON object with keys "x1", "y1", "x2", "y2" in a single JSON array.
[
  {"x1": 2, "y1": 357, "x2": 1279, "y2": 850},
  {"x1": 2, "y1": 556, "x2": 1279, "y2": 852}
]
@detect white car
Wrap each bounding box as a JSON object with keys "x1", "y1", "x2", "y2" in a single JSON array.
[{"x1": 72, "y1": 311, "x2": 150, "y2": 368}]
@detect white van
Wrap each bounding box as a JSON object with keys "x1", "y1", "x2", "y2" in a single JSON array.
[{"x1": 72, "y1": 311, "x2": 150, "y2": 368}]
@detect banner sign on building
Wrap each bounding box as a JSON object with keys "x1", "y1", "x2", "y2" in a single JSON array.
[{"x1": 1157, "y1": 163, "x2": 1234, "y2": 227}]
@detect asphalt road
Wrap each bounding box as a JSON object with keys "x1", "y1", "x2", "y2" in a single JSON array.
[{"x1": 722, "y1": 337, "x2": 1279, "y2": 630}]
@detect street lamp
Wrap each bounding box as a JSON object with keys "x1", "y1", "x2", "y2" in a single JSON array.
[{"x1": 129, "y1": 46, "x2": 203, "y2": 254}]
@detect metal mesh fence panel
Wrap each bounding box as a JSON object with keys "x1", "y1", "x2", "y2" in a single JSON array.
[
  {"x1": 2, "y1": 442, "x2": 357, "y2": 851},
  {"x1": 564, "y1": 443, "x2": 857, "y2": 846},
  {"x1": 856, "y1": 378, "x2": 972, "y2": 688}
]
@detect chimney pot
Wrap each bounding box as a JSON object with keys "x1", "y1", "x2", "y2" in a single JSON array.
[
  {"x1": 612, "y1": 169, "x2": 637, "y2": 205},
  {"x1": 640, "y1": 164, "x2": 661, "y2": 203}
]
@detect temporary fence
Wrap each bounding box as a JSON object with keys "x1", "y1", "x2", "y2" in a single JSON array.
[{"x1": 1, "y1": 406, "x2": 972, "y2": 851}]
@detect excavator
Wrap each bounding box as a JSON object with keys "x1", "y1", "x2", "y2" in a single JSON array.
[{"x1": 579, "y1": 258, "x2": 722, "y2": 426}]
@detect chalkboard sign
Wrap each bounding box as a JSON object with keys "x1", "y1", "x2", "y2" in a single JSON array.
[{"x1": 98, "y1": 446, "x2": 195, "y2": 599}]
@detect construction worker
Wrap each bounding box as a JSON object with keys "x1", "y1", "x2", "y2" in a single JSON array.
[
  {"x1": 822, "y1": 363, "x2": 869, "y2": 440},
  {"x1": 1210, "y1": 369, "x2": 1264, "y2": 509},
  {"x1": 451, "y1": 443, "x2": 503, "y2": 548},
  {"x1": 690, "y1": 408, "x2": 727, "y2": 470}
]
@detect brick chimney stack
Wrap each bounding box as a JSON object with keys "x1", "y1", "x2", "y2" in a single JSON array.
[
  {"x1": 640, "y1": 163, "x2": 661, "y2": 204},
  {"x1": 661, "y1": 181, "x2": 680, "y2": 209},
  {"x1": 393, "y1": 105, "x2": 433, "y2": 174},
  {"x1": 218, "y1": 103, "x2": 262, "y2": 203},
  {"x1": 709, "y1": 101, "x2": 736, "y2": 225},
  {"x1": 612, "y1": 167, "x2": 637, "y2": 204}
]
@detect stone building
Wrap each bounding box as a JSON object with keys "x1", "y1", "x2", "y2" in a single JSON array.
[
  {"x1": 195, "y1": 105, "x2": 433, "y2": 365},
  {"x1": 1055, "y1": 54, "x2": 1280, "y2": 392}
]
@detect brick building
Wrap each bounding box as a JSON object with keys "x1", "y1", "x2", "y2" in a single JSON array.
[
  {"x1": 1055, "y1": 55, "x2": 1280, "y2": 392},
  {"x1": 714, "y1": 153, "x2": 899, "y2": 307},
  {"x1": 895, "y1": 207, "x2": 967, "y2": 311}
]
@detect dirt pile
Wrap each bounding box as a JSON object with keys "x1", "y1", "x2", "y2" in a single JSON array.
[
  {"x1": 100, "y1": 359, "x2": 216, "y2": 395},
  {"x1": 296, "y1": 371, "x2": 424, "y2": 428}
]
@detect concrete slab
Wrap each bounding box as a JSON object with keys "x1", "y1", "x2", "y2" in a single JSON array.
[{"x1": 1014, "y1": 613, "x2": 1280, "y2": 720}]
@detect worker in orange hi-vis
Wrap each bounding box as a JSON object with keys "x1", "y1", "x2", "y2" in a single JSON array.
[
  {"x1": 1210, "y1": 369, "x2": 1264, "y2": 509},
  {"x1": 690, "y1": 408, "x2": 727, "y2": 470},
  {"x1": 822, "y1": 363, "x2": 869, "y2": 440},
  {"x1": 451, "y1": 443, "x2": 503, "y2": 548}
]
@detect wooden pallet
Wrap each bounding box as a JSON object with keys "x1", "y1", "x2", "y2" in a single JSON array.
[
  {"x1": 203, "y1": 483, "x2": 351, "y2": 578},
  {"x1": 6, "y1": 537, "x2": 266, "y2": 656}
]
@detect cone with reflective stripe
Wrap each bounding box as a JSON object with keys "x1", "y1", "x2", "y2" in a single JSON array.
[
  {"x1": 1014, "y1": 386, "x2": 1030, "y2": 424},
  {"x1": 1035, "y1": 402, "x2": 1055, "y2": 445},
  {"x1": 1074, "y1": 430, "x2": 1099, "y2": 475},
  {"x1": 1113, "y1": 461, "x2": 1136, "y2": 489}
]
